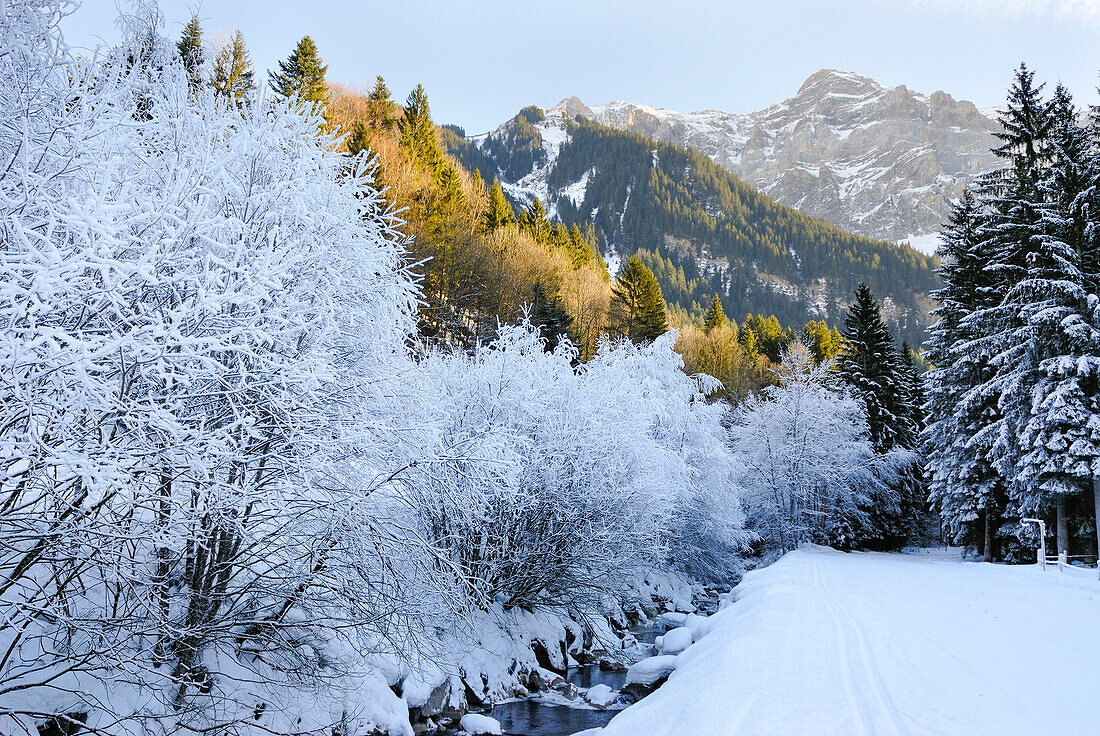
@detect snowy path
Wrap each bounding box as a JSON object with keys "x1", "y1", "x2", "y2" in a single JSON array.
[{"x1": 596, "y1": 547, "x2": 1100, "y2": 736}]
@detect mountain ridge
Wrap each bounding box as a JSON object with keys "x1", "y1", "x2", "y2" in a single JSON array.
[
  {"x1": 537, "y1": 69, "x2": 1000, "y2": 249},
  {"x1": 445, "y1": 102, "x2": 938, "y2": 346}
]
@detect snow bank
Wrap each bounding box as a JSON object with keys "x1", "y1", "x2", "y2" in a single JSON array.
[{"x1": 598, "y1": 547, "x2": 1100, "y2": 736}]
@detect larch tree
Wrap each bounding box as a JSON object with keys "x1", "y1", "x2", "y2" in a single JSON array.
[{"x1": 210, "y1": 29, "x2": 254, "y2": 107}]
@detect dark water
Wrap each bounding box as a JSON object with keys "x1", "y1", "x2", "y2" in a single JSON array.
[
  {"x1": 629, "y1": 625, "x2": 663, "y2": 645},
  {"x1": 488, "y1": 699, "x2": 620, "y2": 736},
  {"x1": 565, "y1": 664, "x2": 627, "y2": 690},
  {"x1": 451, "y1": 620, "x2": 681, "y2": 735}
]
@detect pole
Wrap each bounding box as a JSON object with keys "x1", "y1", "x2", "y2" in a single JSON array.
[{"x1": 1021, "y1": 518, "x2": 1046, "y2": 571}]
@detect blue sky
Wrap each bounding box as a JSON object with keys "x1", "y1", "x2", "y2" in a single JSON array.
[{"x1": 63, "y1": 0, "x2": 1099, "y2": 133}]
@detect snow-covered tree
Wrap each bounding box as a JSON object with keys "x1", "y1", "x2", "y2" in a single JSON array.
[
  {"x1": 398, "y1": 326, "x2": 745, "y2": 609},
  {"x1": 924, "y1": 190, "x2": 1008, "y2": 559},
  {"x1": 1, "y1": 2, "x2": 419, "y2": 731},
  {"x1": 733, "y1": 342, "x2": 903, "y2": 553},
  {"x1": 1003, "y1": 86, "x2": 1100, "y2": 560}
]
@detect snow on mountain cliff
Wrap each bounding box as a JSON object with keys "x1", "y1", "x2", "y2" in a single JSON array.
[{"x1": 556, "y1": 70, "x2": 1000, "y2": 250}]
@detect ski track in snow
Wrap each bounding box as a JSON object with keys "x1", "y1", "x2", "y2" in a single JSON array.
[{"x1": 596, "y1": 547, "x2": 1100, "y2": 736}]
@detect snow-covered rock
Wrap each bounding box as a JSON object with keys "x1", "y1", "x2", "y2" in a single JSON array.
[
  {"x1": 656, "y1": 626, "x2": 693, "y2": 655},
  {"x1": 584, "y1": 684, "x2": 619, "y2": 708},
  {"x1": 459, "y1": 713, "x2": 502, "y2": 735},
  {"x1": 655, "y1": 611, "x2": 687, "y2": 629},
  {"x1": 624, "y1": 655, "x2": 678, "y2": 689}
]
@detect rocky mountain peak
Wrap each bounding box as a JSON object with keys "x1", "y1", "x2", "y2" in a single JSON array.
[
  {"x1": 796, "y1": 69, "x2": 884, "y2": 99},
  {"x1": 563, "y1": 71, "x2": 1000, "y2": 248}
]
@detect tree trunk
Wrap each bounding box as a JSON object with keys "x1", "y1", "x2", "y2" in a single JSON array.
[
  {"x1": 1093, "y1": 476, "x2": 1100, "y2": 581},
  {"x1": 1056, "y1": 494, "x2": 1069, "y2": 557},
  {"x1": 983, "y1": 508, "x2": 994, "y2": 563}
]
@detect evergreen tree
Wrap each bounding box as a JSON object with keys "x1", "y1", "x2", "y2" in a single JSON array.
[
  {"x1": 802, "y1": 320, "x2": 842, "y2": 363},
  {"x1": 176, "y1": 13, "x2": 204, "y2": 94},
  {"x1": 484, "y1": 178, "x2": 515, "y2": 230},
  {"x1": 1006, "y1": 85, "x2": 1100, "y2": 561},
  {"x1": 703, "y1": 294, "x2": 727, "y2": 331},
  {"x1": 367, "y1": 75, "x2": 398, "y2": 130},
  {"x1": 612, "y1": 255, "x2": 669, "y2": 343},
  {"x1": 959, "y1": 65, "x2": 1057, "y2": 558},
  {"x1": 269, "y1": 35, "x2": 329, "y2": 109},
  {"x1": 346, "y1": 121, "x2": 371, "y2": 157},
  {"x1": 529, "y1": 282, "x2": 574, "y2": 353},
  {"x1": 519, "y1": 198, "x2": 550, "y2": 243},
  {"x1": 838, "y1": 284, "x2": 913, "y2": 453},
  {"x1": 400, "y1": 84, "x2": 446, "y2": 169},
  {"x1": 837, "y1": 284, "x2": 919, "y2": 548},
  {"x1": 923, "y1": 190, "x2": 1010, "y2": 559},
  {"x1": 567, "y1": 223, "x2": 596, "y2": 268},
  {"x1": 210, "y1": 30, "x2": 254, "y2": 108},
  {"x1": 897, "y1": 343, "x2": 924, "y2": 435}
]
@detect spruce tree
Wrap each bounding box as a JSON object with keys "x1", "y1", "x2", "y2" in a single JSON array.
[
  {"x1": 567, "y1": 223, "x2": 595, "y2": 268},
  {"x1": 838, "y1": 284, "x2": 918, "y2": 547},
  {"x1": 519, "y1": 198, "x2": 550, "y2": 243},
  {"x1": 367, "y1": 75, "x2": 397, "y2": 130},
  {"x1": 923, "y1": 190, "x2": 1007, "y2": 559},
  {"x1": 1008, "y1": 85, "x2": 1100, "y2": 563},
  {"x1": 176, "y1": 13, "x2": 204, "y2": 94},
  {"x1": 612, "y1": 255, "x2": 669, "y2": 343},
  {"x1": 210, "y1": 30, "x2": 254, "y2": 109},
  {"x1": 962, "y1": 65, "x2": 1057, "y2": 557},
  {"x1": 484, "y1": 178, "x2": 515, "y2": 230},
  {"x1": 269, "y1": 35, "x2": 329, "y2": 109},
  {"x1": 838, "y1": 284, "x2": 912, "y2": 453},
  {"x1": 400, "y1": 84, "x2": 445, "y2": 169},
  {"x1": 703, "y1": 294, "x2": 727, "y2": 332},
  {"x1": 529, "y1": 282, "x2": 574, "y2": 352},
  {"x1": 346, "y1": 121, "x2": 371, "y2": 157}
]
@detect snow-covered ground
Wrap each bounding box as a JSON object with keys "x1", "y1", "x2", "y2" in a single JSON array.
[{"x1": 593, "y1": 546, "x2": 1100, "y2": 736}]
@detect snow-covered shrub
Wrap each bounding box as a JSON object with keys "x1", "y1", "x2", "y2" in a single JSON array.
[
  {"x1": 0, "y1": 3, "x2": 748, "y2": 733},
  {"x1": 0, "y1": 2, "x2": 419, "y2": 732},
  {"x1": 732, "y1": 342, "x2": 904, "y2": 553},
  {"x1": 398, "y1": 328, "x2": 745, "y2": 612}
]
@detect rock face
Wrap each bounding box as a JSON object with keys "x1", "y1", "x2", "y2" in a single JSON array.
[{"x1": 560, "y1": 70, "x2": 1000, "y2": 245}]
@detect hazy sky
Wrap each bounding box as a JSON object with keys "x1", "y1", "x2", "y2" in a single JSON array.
[{"x1": 62, "y1": 0, "x2": 1099, "y2": 133}]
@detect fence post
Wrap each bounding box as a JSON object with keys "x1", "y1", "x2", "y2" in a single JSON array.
[{"x1": 1022, "y1": 518, "x2": 1046, "y2": 571}]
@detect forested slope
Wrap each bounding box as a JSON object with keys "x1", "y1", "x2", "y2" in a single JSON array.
[{"x1": 453, "y1": 109, "x2": 939, "y2": 345}]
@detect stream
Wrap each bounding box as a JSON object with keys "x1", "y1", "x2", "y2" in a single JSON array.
[{"x1": 480, "y1": 625, "x2": 666, "y2": 736}]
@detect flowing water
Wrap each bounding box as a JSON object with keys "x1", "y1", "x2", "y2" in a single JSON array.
[{"x1": 448, "y1": 615, "x2": 705, "y2": 735}]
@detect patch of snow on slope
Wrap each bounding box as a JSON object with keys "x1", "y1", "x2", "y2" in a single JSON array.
[
  {"x1": 503, "y1": 108, "x2": 573, "y2": 215},
  {"x1": 561, "y1": 167, "x2": 593, "y2": 207},
  {"x1": 900, "y1": 232, "x2": 942, "y2": 256}
]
